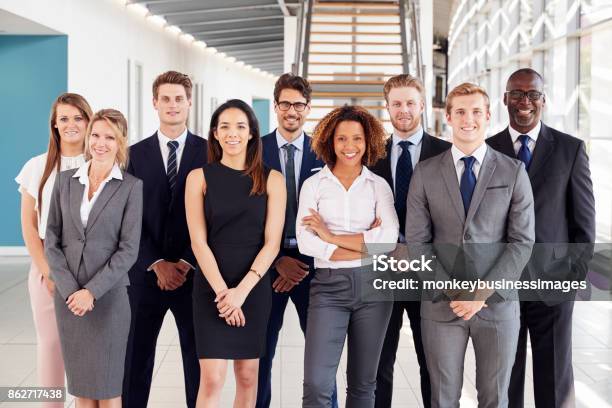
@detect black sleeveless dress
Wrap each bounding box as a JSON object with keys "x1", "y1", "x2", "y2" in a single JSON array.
[{"x1": 192, "y1": 161, "x2": 272, "y2": 359}]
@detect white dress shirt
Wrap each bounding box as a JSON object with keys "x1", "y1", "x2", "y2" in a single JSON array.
[
  {"x1": 390, "y1": 127, "x2": 424, "y2": 185},
  {"x1": 15, "y1": 153, "x2": 85, "y2": 239},
  {"x1": 73, "y1": 161, "x2": 123, "y2": 227},
  {"x1": 158, "y1": 128, "x2": 188, "y2": 172},
  {"x1": 296, "y1": 165, "x2": 399, "y2": 269},
  {"x1": 508, "y1": 121, "x2": 540, "y2": 156},
  {"x1": 450, "y1": 142, "x2": 488, "y2": 183},
  {"x1": 275, "y1": 129, "x2": 304, "y2": 195}
]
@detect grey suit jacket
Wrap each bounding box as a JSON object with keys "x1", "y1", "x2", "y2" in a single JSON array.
[
  {"x1": 45, "y1": 168, "x2": 143, "y2": 301},
  {"x1": 405, "y1": 147, "x2": 535, "y2": 321}
]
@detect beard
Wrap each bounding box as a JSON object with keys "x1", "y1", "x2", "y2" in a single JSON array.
[{"x1": 390, "y1": 115, "x2": 420, "y2": 134}]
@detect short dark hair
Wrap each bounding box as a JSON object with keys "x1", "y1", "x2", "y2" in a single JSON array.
[
  {"x1": 310, "y1": 105, "x2": 387, "y2": 166},
  {"x1": 273, "y1": 73, "x2": 312, "y2": 103},
  {"x1": 152, "y1": 70, "x2": 193, "y2": 100},
  {"x1": 506, "y1": 68, "x2": 544, "y2": 90}
]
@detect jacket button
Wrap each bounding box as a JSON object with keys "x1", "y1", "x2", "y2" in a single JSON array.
[{"x1": 464, "y1": 233, "x2": 471, "y2": 241}]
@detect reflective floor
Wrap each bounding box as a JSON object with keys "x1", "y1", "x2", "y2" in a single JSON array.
[{"x1": 0, "y1": 257, "x2": 611, "y2": 407}]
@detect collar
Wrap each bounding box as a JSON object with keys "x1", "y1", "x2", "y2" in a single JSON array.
[
  {"x1": 508, "y1": 121, "x2": 541, "y2": 144},
  {"x1": 158, "y1": 128, "x2": 188, "y2": 147},
  {"x1": 319, "y1": 164, "x2": 376, "y2": 182},
  {"x1": 451, "y1": 142, "x2": 488, "y2": 168},
  {"x1": 275, "y1": 129, "x2": 304, "y2": 151},
  {"x1": 73, "y1": 160, "x2": 123, "y2": 184},
  {"x1": 392, "y1": 126, "x2": 424, "y2": 148}
]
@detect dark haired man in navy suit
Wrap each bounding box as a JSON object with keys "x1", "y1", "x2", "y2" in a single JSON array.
[
  {"x1": 256, "y1": 73, "x2": 337, "y2": 408},
  {"x1": 123, "y1": 71, "x2": 207, "y2": 408}
]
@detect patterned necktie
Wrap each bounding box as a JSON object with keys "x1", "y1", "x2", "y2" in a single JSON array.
[
  {"x1": 283, "y1": 144, "x2": 297, "y2": 241},
  {"x1": 517, "y1": 134, "x2": 532, "y2": 170},
  {"x1": 167, "y1": 140, "x2": 179, "y2": 193},
  {"x1": 460, "y1": 156, "x2": 477, "y2": 216},
  {"x1": 395, "y1": 140, "x2": 413, "y2": 235}
]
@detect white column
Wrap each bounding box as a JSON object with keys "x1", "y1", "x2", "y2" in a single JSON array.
[
  {"x1": 419, "y1": 0, "x2": 433, "y2": 128},
  {"x1": 284, "y1": 16, "x2": 297, "y2": 74}
]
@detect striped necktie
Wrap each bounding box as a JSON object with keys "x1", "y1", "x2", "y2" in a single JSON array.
[{"x1": 167, "y1": 140, "x2": 179, "y2": 193}]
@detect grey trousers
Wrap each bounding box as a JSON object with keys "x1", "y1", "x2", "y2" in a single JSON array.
[
  {"x1": 422, "y1": 313, "x2": 520, "y2": 408},
  {"x1": 303, "y1": 266, "x2": 393, "y2": 408}
]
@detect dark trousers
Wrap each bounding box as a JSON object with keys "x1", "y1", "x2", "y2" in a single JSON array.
[
  {"x1": 509, "y1": 301, "x2": 575, "y2": 408},
  {"x1": 122, "y1": 277, "x2": 200, "y2": 408},
  {"x1": 256, "y1": 249, "x2": 338, "y2": 408},
  {"x1": 375, "y1": 301, "x2": 430, "y2": 408}
]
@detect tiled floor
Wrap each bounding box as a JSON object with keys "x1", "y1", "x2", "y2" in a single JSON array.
[{"x1": 1, "y1": 257, "x2": 611, "y2": 407}]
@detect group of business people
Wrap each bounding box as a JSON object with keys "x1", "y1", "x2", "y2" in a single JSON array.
[{"x1": 16, "y1": 67, "x2": 594, "y2": 408}]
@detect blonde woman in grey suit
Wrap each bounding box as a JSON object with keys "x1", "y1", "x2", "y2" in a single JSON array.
[{"x1": 45, "y1": 109, "x2": 143, "y2": 408}]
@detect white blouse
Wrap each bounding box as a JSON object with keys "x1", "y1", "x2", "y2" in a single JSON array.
[
  {"x1": 73, "y1": 161, "x2": 123, "y2": 227},
  {"x1": 296, "y1": 165, "x2": 399, "y2": 269},
  {"x1": 15, "y1": 153, "x2": 85, "y2": 239}
]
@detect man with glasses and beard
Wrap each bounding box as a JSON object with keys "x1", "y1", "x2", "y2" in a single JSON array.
[
  {"x1": 256, "y1": 73, "x2": 338, "y2": 408},
  {"x1": 487, "y1": 68, "x2": 595, "y2": 408}
]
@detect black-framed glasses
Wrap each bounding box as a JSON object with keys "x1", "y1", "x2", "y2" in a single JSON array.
[
  {"x1": 505, "y1": 90, "x2": 544, "y2": 101},
  {"x1": 276, "y1": 101, "x2": 308, "y2": 112}
]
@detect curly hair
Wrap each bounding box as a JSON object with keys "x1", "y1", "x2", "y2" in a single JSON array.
[{"x1": 311, "y1": 105, "x2": 387, "y2": 167}]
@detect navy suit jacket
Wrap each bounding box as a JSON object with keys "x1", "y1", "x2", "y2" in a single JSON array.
[
  {"x1": 127, "y1": 131, "x2": 207, "y2": 286},
  {"x1": 261, "y1": 130, "x2": 324, "y2": 259}
]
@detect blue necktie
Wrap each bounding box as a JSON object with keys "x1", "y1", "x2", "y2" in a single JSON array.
[
  {"x1": 394, "y1": 140, "x2": 413, "y2": 235},
  {"x1": 517, "y1": 134, "x2": 532, "y2": 170},
  {"x1": 460, "y1": 156, "x2": 477, "y2": 216},
  {"x1": 282, "y1": 144, "x2": 297, "y2": 243},
  {"x1": 167, "y1": 140, "x2": 179, "y2": 193}
]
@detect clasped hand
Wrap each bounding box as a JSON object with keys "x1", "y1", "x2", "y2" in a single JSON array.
[
  {"x1": 273, "y1": 256, "x2": 309, "y2": 293},
  {"x1": 215, "y1": 287, "x2": 247, "y2": 327},
  {"x1": 66, "y1": 289, "x2": 94, "y2": 317},
  {"x1": 153, "y1": 260, "x2": 191, "y2": 290}
]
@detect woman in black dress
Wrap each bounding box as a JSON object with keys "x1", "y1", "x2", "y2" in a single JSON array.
[{"x1": 186, "y1": 99, "x2": 286, "y2": 407}]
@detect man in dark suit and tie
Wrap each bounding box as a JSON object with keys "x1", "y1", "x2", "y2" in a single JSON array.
[
  {"x1": 256, "y1": 73, "x2": 338, "y2": 408},
  {"x1": 123, "y1": 71, "x2": 207, "y2": 408},
  {"x1": 370, "y1": 74, "x2": 451, "y2": 408},
  {"x1": 487, "y1": 68, "x2": 595, "y2": 408}
]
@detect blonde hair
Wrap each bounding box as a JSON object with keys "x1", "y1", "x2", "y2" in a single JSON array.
[
  {"x1": 446, "y1": 83, "x2": 490, "y2": 115},
  {"x1": 383, "y1": 74, "x2": 426, "y2": 102},
  {"x1": 85, "y1": 109, "x2": 129, "y2": 169}
]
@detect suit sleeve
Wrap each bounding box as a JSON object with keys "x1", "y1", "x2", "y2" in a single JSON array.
[
  {"x1": 127, "y1": 157, "x2": 160, "y2": 272},
  {"x1": 84, "y1": 180, "x2": 143, "y2": 299},
  {"x1": 568, "y1": 141, "x2": 595, "y2": 243},
  {"x1": 404, "y1": 164, "x2": 432, "y2": 244},
  {"x1": 44, "y1": 173, "x2": 81, "y2": 300}
]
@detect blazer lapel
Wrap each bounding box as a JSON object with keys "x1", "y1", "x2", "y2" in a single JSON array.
[
  {"x1": 492, "y1": 128, "x2": 516, "y2": 158},
  {"x1": 528, "y1": 124, "x2": 555, "y2": 179},
  {"x1": 465, "y1": 149, "x2": 497, "y2": 226},
  {"x1": 419, "y1": 132, "x2": 433, "y2": 161},
  {"x1": 177, "y1": 132, "x2": 201, "y2": 182},
  {"x1": 440, "y1": 150, "x2": 466, "y2": 224},
  {"x1": 85, "y1": 178, "x2": 122, "y2": 233},
  {"x1": 263, "y1": 132, "x2": 282, "y2": 172},
  {"x1": 69, "y1": 177, "x2": 85, "y2": 236},
  {"x1": 380, "y1": 139, "x2": 394, "y2": 189},
  {"x1": 299, "y1": 134, "x2": 316, "y2": 193},
  {"x1": 151, "y1": 132, "x2": 168, "y2": 182}
]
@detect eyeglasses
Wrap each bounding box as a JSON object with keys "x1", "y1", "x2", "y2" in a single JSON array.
[
  {"x1": 505, "y1": 90, "x2": 544, "y2": 101},
  {"x1": 276, "y1": 101, "x2": 308, "y2": 112}
]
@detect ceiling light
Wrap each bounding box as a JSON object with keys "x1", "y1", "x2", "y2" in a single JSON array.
[
  {"x1": 146, "y1": 14, "x2": 166, "y2": 27},
  {"x1": 166, "y1": 25, "x2": 181, "y2": 35},
  {"x1": 127, "y1": 3, "x2": 149, "y2": 16}
]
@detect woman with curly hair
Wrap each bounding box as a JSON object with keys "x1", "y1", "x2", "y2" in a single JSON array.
[{"x1": 296, "y1": 106, "x2": 399, "y2": 407}]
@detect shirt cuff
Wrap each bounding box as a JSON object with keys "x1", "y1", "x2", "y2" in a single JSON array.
[
  {"x1": 321, "y1": 243, "x2": 339, "y2": 261},
  {"x1": 179, "y1": 259, "x2": 195, "y2": 270},
  {"x1": 147, "y1": 259, "x2": 164, "y2": 271}
]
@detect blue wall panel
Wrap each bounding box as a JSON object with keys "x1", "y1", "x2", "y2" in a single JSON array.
[
  {"x1": 0, "y1": 35, "x2": 67, "y2": 246},
  {"x1": 252, "y1": 98, "x2": 270, "y2": 135}
]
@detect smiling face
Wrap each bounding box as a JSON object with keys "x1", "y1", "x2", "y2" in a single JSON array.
[
  {"x1": 275, "y1": 88, "x2": 310, "y2": 135},
  {"x1": 446, "y1": 93, "x2": 490, "y2": 152},
  {"x1": 333, "y1": 120, "x2": 366, "y2": 169},
  {"x1": 504, "y1": 72, "x2": 545, "y2": 134},
  {"x1": 88, "y1": 120, "x2": 119, "y2": 164},
  {"x1": 214, "y1": 107, "x2": 252, "y2": 158},
  {"x1": 153, "y1": 83, "x2": 191, "y2": 127},
  {"x1": 55, "y1": 104, "x2": 88, "y2": 147},
  {"x1": 386, "y1": 86, "x2": 424, "y2": 137}
]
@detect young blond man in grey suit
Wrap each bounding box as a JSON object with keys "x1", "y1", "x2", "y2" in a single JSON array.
[{"x1": 405, "y1": 83, "x2": 535, "y2": 407}]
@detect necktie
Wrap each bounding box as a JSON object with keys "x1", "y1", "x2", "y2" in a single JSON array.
[
  {"x1": 394, "y1": 140, "x2": 413, "y2": 235},
  {"x1": 167, "y1": 140, "x2": 179, "y2": 193},
  {"x1": 460, "y1": 156, "x2": 477, "y2": 216},
  {"x1": 283, "y1": 144, "x2": 297, "y2": 243},
  {"x1": 517, "y1": 134, "x2": 532, "y2": 170}
]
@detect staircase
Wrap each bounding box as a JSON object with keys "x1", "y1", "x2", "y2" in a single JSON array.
[{"x1": 294, "y1": 0, "x2": 413, "y2": 132}]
